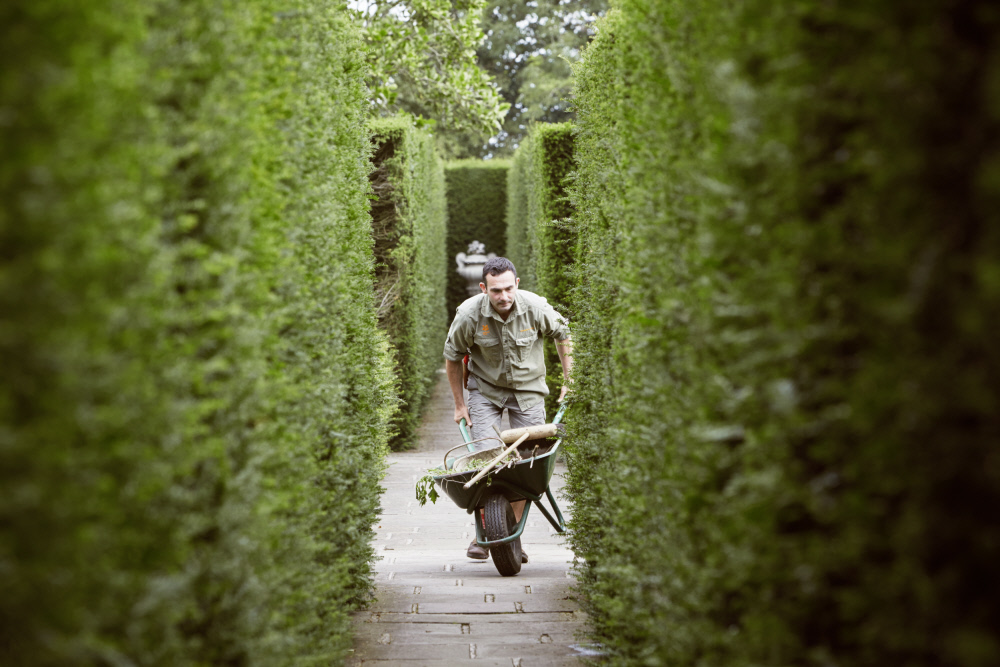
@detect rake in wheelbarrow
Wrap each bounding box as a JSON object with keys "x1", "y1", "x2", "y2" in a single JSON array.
[{"x1": 432, "y1": 403, "x2": 568, "y2": 576}]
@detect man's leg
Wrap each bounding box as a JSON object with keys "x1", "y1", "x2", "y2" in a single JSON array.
[
  {"x1": 506, "y1": 397, "x2": 547, "y2": 434},
  {"x1": 466, "y1": 388, "x2": 505, "y2": 449},
  {"x1": 464, "y1": 389, "x2": 504, "y2": 559},
  {"x1": 504, "y1": 399, "x2": 546, "y2": 563}
]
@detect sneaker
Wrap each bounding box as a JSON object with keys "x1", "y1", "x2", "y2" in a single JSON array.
[{"x1": 467, "y1": 539, "x2": 489, "y2": 560}]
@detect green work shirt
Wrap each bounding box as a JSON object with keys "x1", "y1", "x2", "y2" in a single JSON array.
[{"x1": 443, "y1": 290, "x2": 570, "y2": 410}]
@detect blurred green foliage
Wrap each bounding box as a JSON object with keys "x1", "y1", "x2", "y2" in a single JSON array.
[
  {"x1": 443, "y1": 159, "x2": 510, "y2": 315},
  {"x1": 567, "y1": 1, "x2": 1000, "y2": 666},
  {"x1": 441, "y1": 0, "x2": 606, "y2": 158},
  {"x1": 357, "y1": 0, "x2": 508, "y2": 140},
  {"x1": 370, "y1": 117, "x2": 449, "y2": 451},
  {"x1": 506, "y1": 123, "x2": 576, "y2": 415},
  {"x1": 1, "y1": 1, "x2": 395, "y2": 664}
]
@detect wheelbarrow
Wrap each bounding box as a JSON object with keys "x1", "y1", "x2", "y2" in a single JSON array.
[{"x1": 432, "y1": 403, "x2": 568, "y2": 576}]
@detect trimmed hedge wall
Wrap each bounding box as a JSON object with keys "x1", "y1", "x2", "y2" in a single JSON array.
[
  {"x1": 370, "y1": 117, "x2": 448, "y2": 450},
  {"x1": 1, "y1": 2, "x2": 395, "y2": 664},
  {"x1": 506, "y1": 123, "x2": 576, "y2": 414},
  {"x1": 505, "y1": 123, "x2": 576, "y2": 297},
  {"x1": 567, "y1": 2, "x2": 1000, "y2": 666},
  {"x1": 444, "y1": 159, "x2": 510, "y2": 316}
]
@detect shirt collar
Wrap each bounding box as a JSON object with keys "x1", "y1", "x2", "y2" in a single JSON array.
[{"x1": 479, "y1": 292, "x2": 521, "y2": 320}]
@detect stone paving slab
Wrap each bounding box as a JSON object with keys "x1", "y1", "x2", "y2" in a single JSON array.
[
  {"x1": 373, "y1": 582, "x2": 573, "y2": 596},
  {"x1": 375, "y1": 558, "x2": 573, "y2": 575},
  {"x1": 349, "y1": 661, "x2": 585, "y2": 667},
  {"x1": 352, "y1": 633, "x2": 585, "y2": 651},
  {"x1": 353, "y1": 621, "x2": 581, "y2": 640},
  {"x1": 353, "y1": 643, "x2": 584, "y2": 662},
  {"x1": 347, "y1": 370, "x2": 590, "y2": 666},
  {"x1": 365, "y1": 595, "x2": 578, "y2": 615},
  {"x1": 362, "y1": 611, "x2": 582, "y2": 624}
]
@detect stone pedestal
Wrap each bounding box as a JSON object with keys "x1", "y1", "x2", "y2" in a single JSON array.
[{"x1": 455, "y1": 241, "x2": 496, "y2": 297}]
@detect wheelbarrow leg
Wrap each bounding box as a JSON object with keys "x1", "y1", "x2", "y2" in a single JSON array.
[{"x1": 531, "y1": 487, "x2": 566, "y2": 533}]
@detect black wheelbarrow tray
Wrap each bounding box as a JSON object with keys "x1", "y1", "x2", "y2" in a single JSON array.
[{"x1": 431, "y1": 403, "x2": 567, "y2": 576}]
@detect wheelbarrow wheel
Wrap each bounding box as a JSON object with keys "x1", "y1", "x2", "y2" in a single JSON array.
[{"x1": 483, "y1": 492, "x2": 522, "y2": 576}]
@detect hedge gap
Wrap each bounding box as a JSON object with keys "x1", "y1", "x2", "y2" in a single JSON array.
[{"x1": 443, "y1": 159, "x2": 509, "y2": 315}]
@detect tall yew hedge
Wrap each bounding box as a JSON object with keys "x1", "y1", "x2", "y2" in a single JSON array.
[
  {"x1": 506, "y1": 123, "x2": 576, "y2": 414},
  {"x1": 506, "y1": 123, "x2": 575, "y2": 298},
  {"x1": 443, "y1": 159, "x2": 509, "y2": 315},
  {"x1": 369, "y1": 117, "x2": 448, "y2": 450},
  {"x1": 1, "y1": 2, "x2": 395, "y2": 664},
  {"x1": 567, "y1": 2, "x2": 1000, "y2": 666}
]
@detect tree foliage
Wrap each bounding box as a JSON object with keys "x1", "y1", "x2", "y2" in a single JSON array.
[
  {"x1": 356, "y1": 0, "x2": 509, "y2": 138},
  {"x1": 425, "y1": 0, "x2": 606, "y2": 159},
  {"x1": 471, "y1": 0, "x2": 606, "y2": 156}
]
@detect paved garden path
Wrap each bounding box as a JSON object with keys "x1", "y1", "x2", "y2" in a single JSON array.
[{"x1": 347, "y1": 369, "x2": 592, "y2": 667}]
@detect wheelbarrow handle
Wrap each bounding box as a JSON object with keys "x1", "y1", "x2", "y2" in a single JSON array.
[
  {"x1": 443, "y1": 437, "x2": 504, "y2": 470},
  {"x1": 443, "y1": 442, "x2": 474, "y2": 469},
  {"x1": 458, "y1": 418, "x2": 474, "y2": 448}
]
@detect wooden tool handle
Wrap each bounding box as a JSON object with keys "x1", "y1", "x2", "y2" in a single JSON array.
[
  {"x1": 462, "y1": 432, "x2": 530, "y2": 489},
  {"x1": 499, "y1": 423, "x2": 559, "y2": 443}
]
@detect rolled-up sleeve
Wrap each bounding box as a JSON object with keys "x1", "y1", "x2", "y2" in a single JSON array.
[
  {"x1": 540, "y1": 304, "x2": 570, "y2": 341},
  {"x1": 444, "y1": 310, "x2": 475, "y2": 361}
]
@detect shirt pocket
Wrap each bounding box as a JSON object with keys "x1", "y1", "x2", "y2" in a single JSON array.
[
  {"x1": 513, "y1": 335, "x2": 536, "y2": 364},
  {"x1": 475, "y1": 334, "x2": 502, "y2": 365}
]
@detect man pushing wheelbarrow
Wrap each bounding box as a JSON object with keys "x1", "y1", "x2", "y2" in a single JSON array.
[{"x1": 443, "y1": 257, "x2": 573, "y2": 565}]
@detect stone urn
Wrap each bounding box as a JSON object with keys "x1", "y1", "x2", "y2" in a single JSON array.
[{"x1": 455, "y1": 241, "x2": 496, "y2": 297}]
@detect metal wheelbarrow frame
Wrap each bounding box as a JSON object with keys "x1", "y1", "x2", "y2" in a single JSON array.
[{"x1": 432, "y1": 403, "x2": 568, "y2": 551}]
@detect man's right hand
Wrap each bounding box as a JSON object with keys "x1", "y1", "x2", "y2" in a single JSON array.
[{"x1": 454, "y1": 404, "x2": 472, "y2": 426}]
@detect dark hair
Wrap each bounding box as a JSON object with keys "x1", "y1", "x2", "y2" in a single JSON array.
[{"x1": 482, "y1": 256, "x2": 517, "y2": 283}]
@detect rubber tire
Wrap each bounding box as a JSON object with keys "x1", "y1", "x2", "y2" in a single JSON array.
[{"x1": 483, "y1": 492, "x2": 522, "y2": 576}]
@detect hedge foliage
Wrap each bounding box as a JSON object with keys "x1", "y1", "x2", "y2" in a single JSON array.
[
  {"x1": 505, "y1": 123, "x2": 575, "y2": 296},
  {"x1": 567, "y1": 2, "x2": 1000, "y2": 666},
  {"x1": 1, "y1": 2, "x2": 395, "y2": 664},
  {"x1": 443, "y1": 159, "x2": 510, "y2": 315},
  {"x1": 369, "y1": 117, "x2": 448, "y2": 450},
  {"x1": 506, "y1": 123, "x2": 576, "y2": 413}
]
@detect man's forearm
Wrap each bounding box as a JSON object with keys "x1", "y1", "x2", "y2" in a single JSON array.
[
  {"x1": 446, "y1": 358, "x2": 466, "y2": 407},
  {"x1": 556, "y1": 337, "x2": 573, "y2": 382}
]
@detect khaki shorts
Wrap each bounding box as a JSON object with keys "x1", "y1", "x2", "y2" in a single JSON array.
[{"x1": 466, "y1": 388, "x2": 546, "y2": 452}]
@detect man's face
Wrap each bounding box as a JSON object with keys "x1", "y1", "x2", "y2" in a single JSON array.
[{"x1": 481, "y1": 270, "x2": 519, "y2": 316}]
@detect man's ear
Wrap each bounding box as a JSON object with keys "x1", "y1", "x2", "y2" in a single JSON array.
[
  {"x1": 515, "y1": 277, "x2": 520, "y2": 287},
  {"x1": 479, "y1": 282, "x2": 487, "y2": 293}
]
